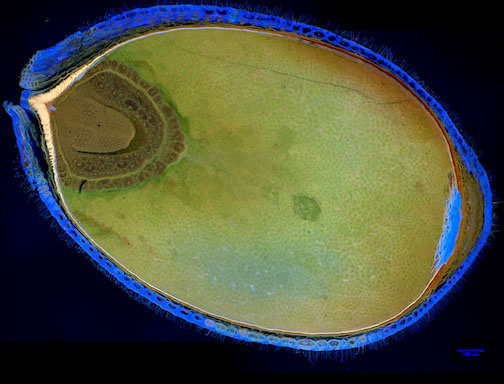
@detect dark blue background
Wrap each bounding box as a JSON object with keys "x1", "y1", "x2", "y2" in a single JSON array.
[{"x1": 1, "y1": 0, "x2": 502, "y2": 374}]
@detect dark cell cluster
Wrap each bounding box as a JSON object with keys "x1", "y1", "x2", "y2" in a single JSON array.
[{"x1": 52, "y1": 59, "x2": 185, "y2": 191}]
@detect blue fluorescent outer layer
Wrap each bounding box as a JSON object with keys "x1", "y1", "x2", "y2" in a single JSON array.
[{"x1": 5, "y1": 5, "x2": 493, "y2": 351}]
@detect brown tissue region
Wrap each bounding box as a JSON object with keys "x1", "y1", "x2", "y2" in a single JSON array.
[{"x1": 51, "y1": 59, "x2": 185, "y2": 191}]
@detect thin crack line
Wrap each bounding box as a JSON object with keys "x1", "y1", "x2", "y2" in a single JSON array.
[{"x1": 169, "y1": 43, "x2": 410, "y2": 105}]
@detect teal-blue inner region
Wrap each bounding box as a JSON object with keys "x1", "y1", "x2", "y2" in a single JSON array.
[{"x1": 434, "y1": 189, "x2": 462, "y2": 272}]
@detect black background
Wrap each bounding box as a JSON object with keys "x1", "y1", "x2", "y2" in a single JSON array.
[{"x1": 0, "y1": 0, "x2": 502, "y2": 375}]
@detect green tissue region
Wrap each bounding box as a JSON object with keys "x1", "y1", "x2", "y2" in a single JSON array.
[{"x1": 293, "y1": 194, "x2": 321, "y2": 221}]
